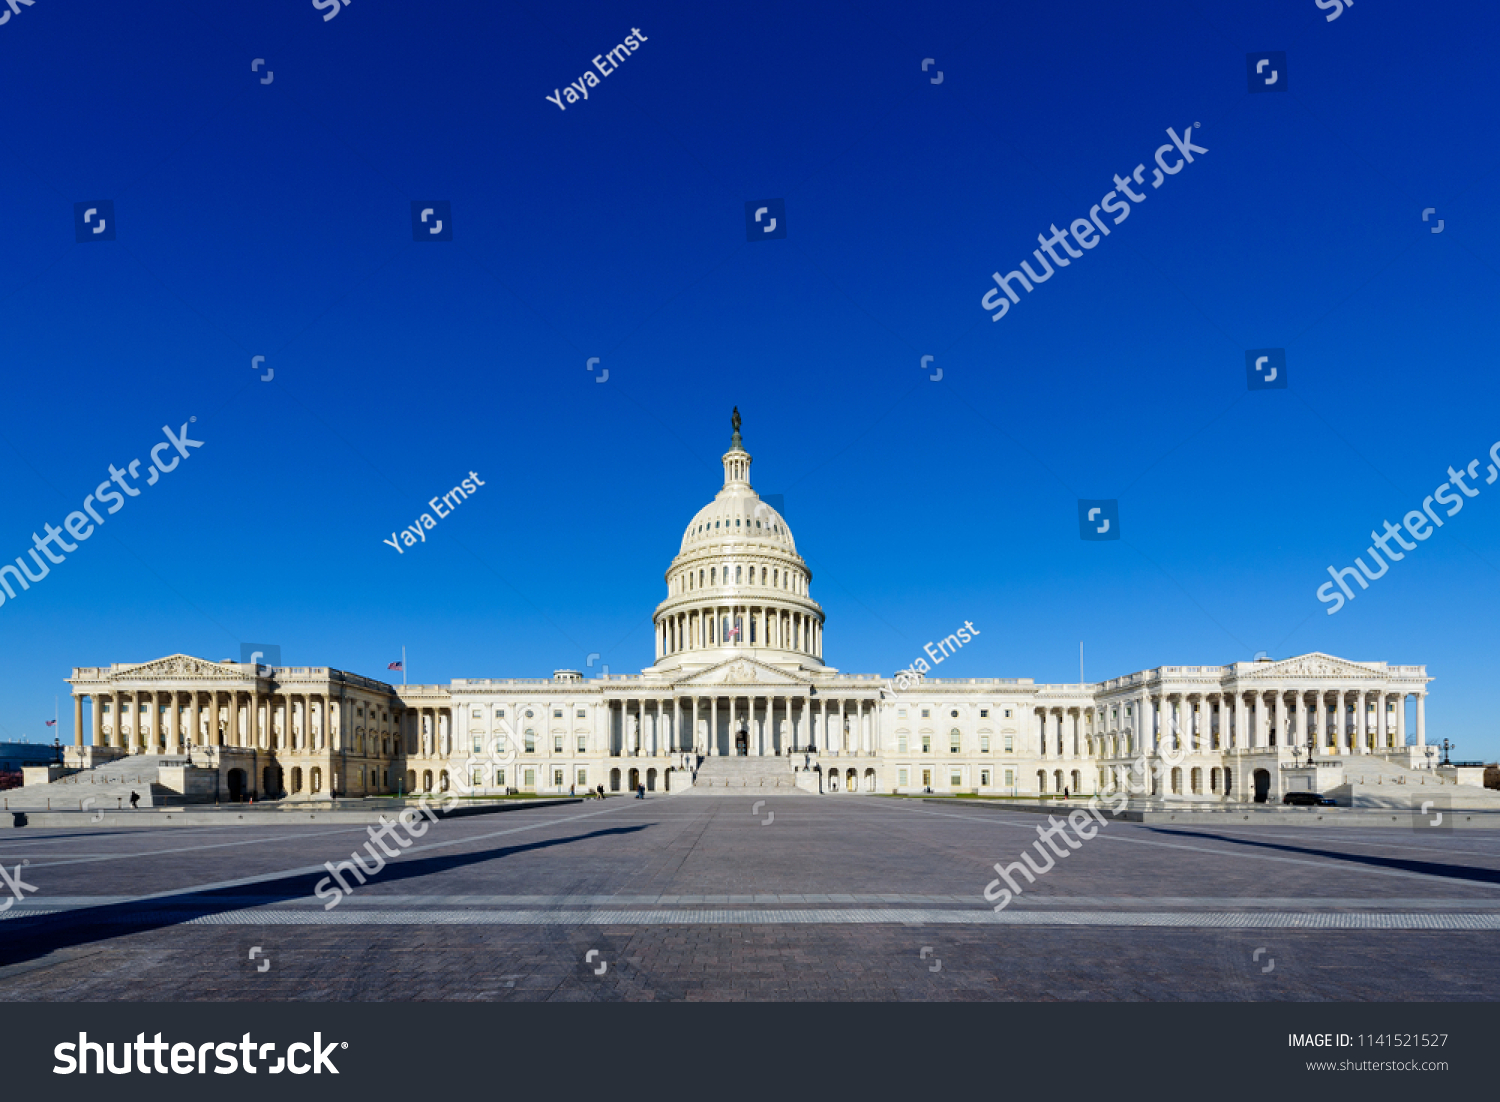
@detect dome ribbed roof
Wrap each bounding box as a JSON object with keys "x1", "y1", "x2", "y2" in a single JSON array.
[{"x1": 679, "y1": 496, "x2": 794, "y2": 555}]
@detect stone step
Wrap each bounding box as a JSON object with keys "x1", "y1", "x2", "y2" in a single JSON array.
[{"x1": 682, "y1": 755, "x2": 807, "y2": 793}]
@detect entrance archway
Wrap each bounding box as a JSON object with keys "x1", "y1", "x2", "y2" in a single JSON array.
[
  {"x1": 646, "y1": 768, "x2": 657, "y2": 792},
  {"x1": 628, "y1": 767, "x2": 640, "y2": 791},
  {"x1": 609, "y1": 768, "x2": 621, "y2": 792},
  {"x1": 1253, "y1": 768, "x2": 1271, "y2": 804},
  {"x1": 227, "y1": 768, "x2": 245, "y2": 802}
]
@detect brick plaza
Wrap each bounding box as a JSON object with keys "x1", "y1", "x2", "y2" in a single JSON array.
[{"x1": 2, "y1": 796, "x2": 1498, "y2": 1001}]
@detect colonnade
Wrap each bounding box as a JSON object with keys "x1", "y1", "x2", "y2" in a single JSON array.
[
  {"x1": 1036, "y1": 687, "x2": 1427, "y2": 761},
  {"x1": 657, "y1": 606, "x2": 821, "y2": 659},
  {"x1": 608, "y1": 694, "x2": 875, "y2": 757},
  {"x1": 71, "y1": 689, "x2": 453, "y2": 757}
]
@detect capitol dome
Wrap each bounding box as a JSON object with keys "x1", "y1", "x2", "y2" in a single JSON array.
[{"x1": 648, "y1": 410, "x2": 826, "y2": 675}]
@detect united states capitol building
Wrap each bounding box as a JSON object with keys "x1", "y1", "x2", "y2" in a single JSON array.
[{"x1": 51, "y1": 414, "x2": 1458, "y2": 807}]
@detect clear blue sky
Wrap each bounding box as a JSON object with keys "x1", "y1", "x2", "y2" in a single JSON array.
[{"x1": 1, "y1": 0, "x2": 1496, "y2": 760}]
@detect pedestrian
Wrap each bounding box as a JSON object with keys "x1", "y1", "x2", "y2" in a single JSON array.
[
  {"x1": 128, "y1": 790, "x2": 140, "y2": 809},
  {"x1": 1063, "y1": 786, "x2": 1070, "y2": 800},
  {"x1": 570, "y1": 784, "x2": 575, "y2": 797},
  {"x1": 597, "y1": 784, "x2": 605, "y2": 800},
  {"x1": 636, "y1": 783, "x2": 645, "y2": 800}
]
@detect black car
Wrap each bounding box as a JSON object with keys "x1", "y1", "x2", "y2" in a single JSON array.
[{"x1": 1282, "y1": 791, "x2": 1336, "y2": 806}]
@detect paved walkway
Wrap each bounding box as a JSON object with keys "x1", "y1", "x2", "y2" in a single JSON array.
[{"x1": 2, "y1": 796, "x2": 1498, "y2": 1000}]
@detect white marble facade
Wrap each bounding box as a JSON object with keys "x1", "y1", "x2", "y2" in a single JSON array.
[{"x1": 65, "y1": 419, "x2": 1434, "y2": 801}]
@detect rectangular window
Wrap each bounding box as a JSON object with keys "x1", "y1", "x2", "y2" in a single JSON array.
[
  {"x1": 1004, "y1": 734, "x2": 1013, "y2": 752},
  {"x1": 472, "y1": 769, "x2": 482, "y2": 787},
  {"x1": 524, "y1": 732, "x2": 535, "y2": 753},
  {"x1": 472, "y1": 736, "x2": 482, "y2": 752},
  {"x1": 553, "y1": 769, "x2": 564, "y2": 787},
  {"x1": 922, "y1": 768, "x2": 931, "y2": 788},
  {"x1": 921, "y1": 709, "x2": 930, "y2": 718},
  {"x1": 1004, "y1": 709, "x2": 1012, "y2": 719},
  {"x1": 981, "y1": 769, "x2": 991, "y2": 787},
  {"x1": 496, "y1": 708, "x2": 504, "y2": 718},
  {"x1": 472, "y1": 708, "x2": 482, "y2": 718},
  {"x1": 554, "y1": 710, "x2": 563, "y2": 718},
  {"x1": 577, "y1": 734, "x2": 587, "y2": 752},
  {"x1": 553, "y1": 734, "x2": 563, "y2": 752},
  {"x1": 950, "y1": 770, "x2": 962, "y2": 787},
  {"x1": 897, "y1": 734, "x2": 908, "y2": 753},
  {"x1": 980, "y1": 735, "x2": 990, "y2": 753},
  {"x1": 1004, "y1": 768, "x2": 1014, "y2": 787},
  {"x1": 921, "y1": 735, "x2": 931, "y2": 754},
  {"x1": 523, "y1": 768, "x2": 535, "y2": 789},
  {"x1": 576, "y1": 768, "x2": 588, "y2": 787},
  {"x1": 979, "y1": 709, "x2": 989, "y2": 718},
  {"x1": 950, "y1": 732, "x2": 961, "y2": 753},
  {"x1": 898, "y1": 768, "x2": 908, "y2": 786},
  {"x1": 897, "y1": 708, "x2": 907, "y2": 719},
  {"x1": 577, "y1": 709, "x2": 585, "y2": 718}
]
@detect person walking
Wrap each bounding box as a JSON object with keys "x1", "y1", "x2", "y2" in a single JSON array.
[{"x1": 128, "y1": 790, "x2": 140, "y2": 809}]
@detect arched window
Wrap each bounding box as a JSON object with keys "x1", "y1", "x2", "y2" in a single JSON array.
[
  {"x1": 736, "y1": 565, "x2": 742, "y2": 583},
  {"x1": 760, "y1": 567, "x2": 766, "y2": 584},
  {"x1": 699, "y1": 569, "x2": 704, "y2": 587},
  {"x1": 773, "y1": 569, "x2": 778, "y2": 587},
  {"x1": 711, "y1": 567, "x2": 717, "y2": 585}
]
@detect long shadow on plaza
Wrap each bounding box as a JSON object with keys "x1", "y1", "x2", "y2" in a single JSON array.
[
  {"x1": 1151, "y1": 828, "x2": 1500, "y2": 887},
  {"x1": 0, "y1": 824, "x2": 650, "y2": 970}
]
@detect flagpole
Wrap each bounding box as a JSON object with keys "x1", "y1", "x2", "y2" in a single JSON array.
[{"x1": 402, "y1": 645, "x2": 407, "y2": 686}]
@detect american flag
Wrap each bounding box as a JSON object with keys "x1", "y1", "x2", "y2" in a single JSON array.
[
  {"x1": 45, "y1": 719, "x2": 56, "y2": 726},
  {"x1": 388, "y1": 660, "x2": 403, "y2": 671},
  {"x1": 727, "y1": 624, "x2": 740, "y2": 640}
]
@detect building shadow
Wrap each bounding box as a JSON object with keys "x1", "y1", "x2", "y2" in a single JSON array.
[
  {"x1": 1149, "y1": 827, "x2": 1500, "y2": 887},
  {"x1": 0, "y1": 824, "x2": 650, "y2": 970}
]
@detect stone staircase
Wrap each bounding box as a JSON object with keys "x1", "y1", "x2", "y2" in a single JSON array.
[
  {"x1": 4, "y1": 759, "x2": 181, "y2": 810},
  {"x1": 1328, "y1": 754, "x2": 1500, "y2": 809},
  {"x1": 680, "y1": 756, "x2": 814, "y2": 794}
]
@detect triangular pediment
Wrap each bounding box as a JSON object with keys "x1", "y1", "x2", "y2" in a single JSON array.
[
  {"x1": 1238, "y1": 652, "x2": 1380, "y2": 680},
  {"x1": 675, "y1": 658, "x2": 810, "y2": 687},
  {"x1": 113, "y1": 654, "x2": 248, "y2": 680}
]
